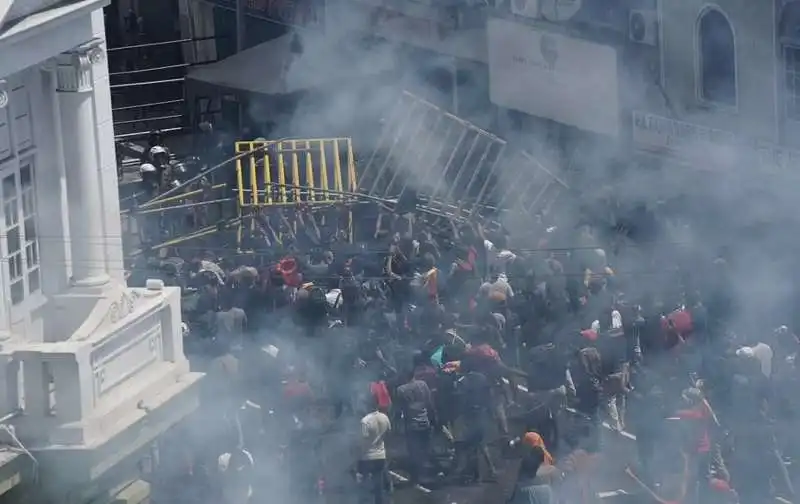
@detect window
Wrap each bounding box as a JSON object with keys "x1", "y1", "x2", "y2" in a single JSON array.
[
  {"x1": 0, "y1": 71, "x2": 38, "y2": 310},
  {"x1": 698, "y1": 8, "x2": 736, "y2": 106},
  {"x1": 2, "y1": 160, "x2": 39, "y2": 305},
  {"x1": 781, "y1": 2, "x2": 800, "y2": 120},
  {"x1": 196, "y1": 96, "x2": 222, "y2": 128}
]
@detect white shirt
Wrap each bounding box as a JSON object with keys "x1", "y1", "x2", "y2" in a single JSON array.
[
  {"x1": 611, "y1": 310, "x2": 623, "y2": 330},
  {"x1": 737, "y1": 343, "x2": 773, "y2": 378},
  {"x1": 218, "y1": 449, "x2": 255, "y2": 504},
  {"x1": 479, "y1": 274, "x2": 514, "y2": 300},
  {"x1": 360, "y1": 410, "x2": 391, "y2": 460},
  {"x1": 199, "y1": 260, "x2": 226, "y2": 285},
  {"x1": 326, "y1": 289, "x2": 343, "y2": 309}
]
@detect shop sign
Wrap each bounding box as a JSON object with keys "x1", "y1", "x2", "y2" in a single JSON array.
[
  {"x1": 487, "y1": 18, "x2": 620, "y2": 137},
  {"x1": 209, "y1": 0, "x2": 325, "y2": 29},
  {"x1": 632, "y1": 111, "x2": 800, "y2": 174},
  {"x1": 343, "y1": 0, "x2": 454, "y2": 45}
]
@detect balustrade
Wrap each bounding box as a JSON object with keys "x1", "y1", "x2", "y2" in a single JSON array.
[{"x1": 0, "y1": 283, "x2": 185, "y2": 447}]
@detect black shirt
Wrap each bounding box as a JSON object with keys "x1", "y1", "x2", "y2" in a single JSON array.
[{"x1": 457, "y1": 371, "x2": 492, "y2": 414}]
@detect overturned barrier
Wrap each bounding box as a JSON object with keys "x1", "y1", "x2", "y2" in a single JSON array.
[{"x1": 360, "y1": 91, "x2": 569, "y2": 223}]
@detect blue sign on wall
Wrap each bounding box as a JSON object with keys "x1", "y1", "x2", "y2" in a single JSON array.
[{"x1": 209, "y1": 0, "x2": 325, "y2": 29}]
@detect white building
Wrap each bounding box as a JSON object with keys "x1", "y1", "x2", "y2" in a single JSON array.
[{"x1": 0, "y1": 1, "x2": 202, "y2": 502}]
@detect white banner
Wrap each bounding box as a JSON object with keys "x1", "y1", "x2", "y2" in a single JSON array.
[{"x1": 487, "y1": 18, "x2": 619, "y2": 137}]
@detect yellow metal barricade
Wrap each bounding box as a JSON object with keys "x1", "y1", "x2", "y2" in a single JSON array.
[{"x1": 234, "y1": 138, "x2": 358, "y2": 207}]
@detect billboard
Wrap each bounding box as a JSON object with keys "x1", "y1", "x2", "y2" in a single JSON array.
[{"x1": 487, "y1": 17, "x2": 619, "y2": 137}]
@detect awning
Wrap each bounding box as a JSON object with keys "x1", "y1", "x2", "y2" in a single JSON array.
[{"x1": 185, "y1": 32, "x2": 396, "y2": 97}]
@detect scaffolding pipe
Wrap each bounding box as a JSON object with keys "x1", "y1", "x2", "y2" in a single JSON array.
[
  {"x1": 114, "y1": 114, "x2": 183, "y2": 126},
  {"x1": 112, "y1": 99, "x2": 185, "y2": 112},
  {"x1": 110, "y1": 63, "x2": 190, "y2": 77},
  {"x1": 110, "y1": 78, "x2": 185, "y2": 89},
  {"x1": 114, "y1": 127, "x2": 186, "y2": 140},
  {"x1": 107, "y1": 35, "x2": 221, "y2": 52}
]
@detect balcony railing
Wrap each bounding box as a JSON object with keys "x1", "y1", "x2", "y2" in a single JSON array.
[{"x1": 2, "y1": 284, "x2": 184, "y2": 445}]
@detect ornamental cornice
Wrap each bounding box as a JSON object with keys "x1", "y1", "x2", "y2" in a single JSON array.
[{"x1": 56, "y1": 38, "x2": 105, "y2": 93}]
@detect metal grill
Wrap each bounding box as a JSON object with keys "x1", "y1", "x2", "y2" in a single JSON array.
[
  {"x1": 360, "y1": 91, "x2": 568, "y2": 220},
  {"x1": 234, "y1": 138, "x2": 358, "y2": 207}
]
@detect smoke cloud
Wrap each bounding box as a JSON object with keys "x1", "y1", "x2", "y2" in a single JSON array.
[{"x1": 184, "y1": 2, "x2": 800, "y2": 501}]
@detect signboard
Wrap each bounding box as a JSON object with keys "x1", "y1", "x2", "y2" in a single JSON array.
[
  {"x1": 338, "y1": 0, "x2": 454, "y2": 45},
  {"x1": 487, "y1": 17, "x2": 620, "y2": 137},
  {"x1": 632, "y1": 111, "x2": 800, "y2": 174},
  {"x1": 209, "y1": 0, "x2": 325, "y2": 29}
]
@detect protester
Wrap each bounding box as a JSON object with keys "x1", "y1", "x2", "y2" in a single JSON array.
[
  {"x1": 358, "y1": 394, "x2": 392, "y2": 504},
  {"x1": 131, "y1": 154, "x2": 799, "y2": 504}
]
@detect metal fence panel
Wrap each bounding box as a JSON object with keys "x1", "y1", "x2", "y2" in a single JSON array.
[
  {"x1": 234, "y1": 138, "x2": 357, "y2": 207},
  {"x1": 360, "y1": 91, "x2": 568, "y2": 221}
]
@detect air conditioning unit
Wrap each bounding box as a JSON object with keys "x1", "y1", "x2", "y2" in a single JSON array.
[
  {"x1": 629, "y1": 9, "x2": 658, "y2": 46},
  {"x1": 511, "y1": 0, "x2": 540, "y2": 19}
]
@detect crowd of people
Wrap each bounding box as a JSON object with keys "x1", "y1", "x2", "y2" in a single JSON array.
[
  {"x1": 126, "y1": 214, "x2": 795, "y2": 504},
  {"x1": 121, "y1": 134, "x2": 800, "y2": 504}
]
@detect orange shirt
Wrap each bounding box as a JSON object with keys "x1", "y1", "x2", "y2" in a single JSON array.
[{"x1": 423, "y1": 268, "x2": 439, "y2": 300}]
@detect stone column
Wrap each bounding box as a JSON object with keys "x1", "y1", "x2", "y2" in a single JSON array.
[
  {"x1": 56, "y1": 41, "x2": 110, "y2": 287},
  {"x1": 36, "y1": 60, "x2": 72, "y2": 298}
]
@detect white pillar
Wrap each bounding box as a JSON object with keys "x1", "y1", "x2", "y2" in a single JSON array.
[
  {"x1": 35, "y1": 61, "x2": 73, "y2": 296},
  {"x1": 56, "y1": 42, "x2": 110, "y2": 288}
]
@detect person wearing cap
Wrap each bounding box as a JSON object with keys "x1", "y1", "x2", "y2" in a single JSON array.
[
  {"x1": 522, "y1": 432, "x2": 554, "y2": 466},
  {"x1": 735, "y1": 342, "x2": 773, "y2": 378},
  {"x1": 507, "y1": 444, "x2": 555, "y2": 504}
]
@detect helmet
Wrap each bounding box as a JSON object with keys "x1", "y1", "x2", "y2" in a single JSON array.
[
  {"x1": 149, "y1": 145, "x2": 168, "y2": 158},
  {"x1": 139, "y1": 163, "x2": 157, "y2": 174}
]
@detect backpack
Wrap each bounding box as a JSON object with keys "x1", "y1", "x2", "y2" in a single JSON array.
[
  {"x1": 309, "y1": 286, "x2": 327, "y2": 304},
  {"x1": 406, "y1": 400, "x2": 430, "y2": 431},
  {"x1": 457, "y1": 371, "x2": 490, "y2": 413},
  {"x1": 341, "y1": 277, "x2": 361, "y2": 303},
  {"x1": 306, "y1": 287, "x2": 328, "y2": 321},
  {"x1": 470, "y1": 343, "x2": 500, "y2": 361}
]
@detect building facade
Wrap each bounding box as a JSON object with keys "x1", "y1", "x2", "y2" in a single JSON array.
[
  {"x1": 634, "y1": 0, "x2": 800, "y2": 178},
  {"x1": 177, "y1": 0, "x2": 800, "y2": 179},
  {"x1": 0, "y1": 1, "x2": 201, "y2": 503}
]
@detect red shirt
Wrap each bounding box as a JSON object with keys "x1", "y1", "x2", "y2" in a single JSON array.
[
  {"x1": 283, "y1": 381, "x2": 312, "y2": 400},
  {"x1": 458, "y1": 246, "x2": 477, "y2": 272},
  {"x1": 466, "y1": 344, "x2": 501, "y2": 375},
  {"x1": 675, "y1": 405, "x2": 711, "y2": 453},
  {"x1": 370, "y1": 381, "x2": 392, "y2": 411},
  {"x1": 662, "y1": 309, "x2": 693, "y2": 336},
  {"x1": 278, "y1": 257, "x2": 303, "y2": 288},
  {"x1": 467, "y1": 344, "x2": 500, "y2": 362}
]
